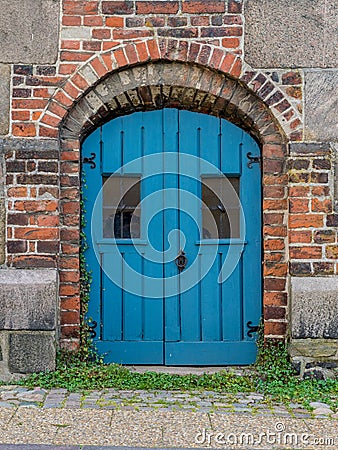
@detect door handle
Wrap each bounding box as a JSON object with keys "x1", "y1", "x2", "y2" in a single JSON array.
[{"x1": 175, "y1": 250, "x2": 188, "y2": 272}]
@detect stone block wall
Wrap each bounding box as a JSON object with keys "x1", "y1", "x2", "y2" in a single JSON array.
[
  {"x1": 0, "y1": 269, "x2": 57, "y2": 380},
  {"x1": 0, "y1": 0, "x2": 337, "y2": 375}
]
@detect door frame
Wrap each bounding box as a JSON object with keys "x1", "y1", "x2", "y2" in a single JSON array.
[{"x1": 55, "y1": 56, "x2": 288, "y2": 350}]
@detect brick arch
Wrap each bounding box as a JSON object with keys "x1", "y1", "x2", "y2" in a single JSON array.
[
  {"x1": 54, "y1": 39, "x2": 289, "y2": 349},
  {"x1": 38, "y1": 38, "x2": 293, "y2": 144}
]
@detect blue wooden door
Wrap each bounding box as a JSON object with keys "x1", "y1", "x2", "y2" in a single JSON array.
[{"x1": 82, "y1": 109, "x2": 261, "y2": 365}]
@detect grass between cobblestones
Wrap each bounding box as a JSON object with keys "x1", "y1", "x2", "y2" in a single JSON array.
[{"x1": 9, "y1": 342, "x2": 338, "y2": 411}]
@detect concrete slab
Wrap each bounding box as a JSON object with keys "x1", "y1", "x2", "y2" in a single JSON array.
[
  {"x1": 291, "y1": 277, "x2": 338, "y2": 339},
  {"x1": 0, "y1": 269, "x2": 58, "y2": 331},
  {"x1": 0, "y1": 65, "x2": 10, "y2": 136},
  {"x1": 0, "y1": 0, "x2": 59, "y2": 64},
  {"x1": 244, "y1": 0, "x2": 338, "y2": 68},
  {"x1": 304, "y1": 70, "x2": 338, "y2": 141}
]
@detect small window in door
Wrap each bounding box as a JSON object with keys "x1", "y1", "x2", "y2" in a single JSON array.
[
  {"x1": 102, "y1": 176, "x2": 141, "y2": 238},
  {"x1": 201, "y1": 177, "x2": 240, "y2": 239}
]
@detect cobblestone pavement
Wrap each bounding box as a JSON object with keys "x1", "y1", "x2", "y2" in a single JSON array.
[
  {"x1": 0, "y1": 386, "x2": 337, "y2": 419},
  {"x1": 0, "y1": 386, "x2": 337, "y2": 449}
]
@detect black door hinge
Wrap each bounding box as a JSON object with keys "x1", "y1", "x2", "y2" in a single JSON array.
[{"x1": 83, "y1": 152, "x2": 96, "y2": 169}]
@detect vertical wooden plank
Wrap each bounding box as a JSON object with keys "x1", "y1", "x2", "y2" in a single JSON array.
[
  {"x1": 163, "y1": 108, "x2": 181, "y2": 343},
  {"x1": 177, "y1": 110, "x2": 202, "y2": 342},
  {"x1": 123, "y1": 251, "x2": 143, "y2": 340},
  {"x1": 102, "y1": 252, "x2": 122, "y2": 340},
  {"x1": 101, "y1": 117, "x2": 123, "y2": 173},
  {"x1": 82, "y1": 127, "x2": 103, "y2": 340},
  {"x1": 221, "y1": 250, "x2": 242, "y2": 341},
  {"x1": 200, "y1": 248, "x2": 221, "y2": 341},
  {"x1": 142, "y1": 110, "x2": 164, "y2": 342},
  {"x1": 240, "y1": 131, "x2": 262, "y2": 339},
  {"x1": 220, "y1": 119, "x2": 242, "y2": 175}
]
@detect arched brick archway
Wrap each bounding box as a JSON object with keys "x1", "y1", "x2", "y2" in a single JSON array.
[{"x1": 49, "y1": 39, "x2": 288, "y2": 350}]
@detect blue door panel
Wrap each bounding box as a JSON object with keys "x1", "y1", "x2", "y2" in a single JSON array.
[{"x1": 83, "y1": 109, "x2": 262, "y2": 365}]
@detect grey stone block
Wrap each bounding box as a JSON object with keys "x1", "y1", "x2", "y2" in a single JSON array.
[
  {"x1": 304, "y1": 70, "x2": 338, "y2": 141},
  {"x1": 291, "y1": 277, "x2": 338, "y2": 339},
  {"x1": 8, "y1": 333, "x2": 55, "y2": 373},
  {"x1": 244, "y1": 0, "x2": 338, "y2": 68},
  {"x1": 0, "y1": 269, "x2": 58, "y2": 331},
  {"x1": 0, "y1": 64, "x2": 10, "y2": 135},
  {"x1": 0, "y1": 0, "x2": 59, "y2": 64}
]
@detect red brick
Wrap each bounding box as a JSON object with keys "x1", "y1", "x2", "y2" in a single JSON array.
[
  {"x1": 264, "y1": 186, "x2": 285, "y2": 199},
  {"x1": 147, "y1": 40, "x2": 160, "y2": 60},
  {"x1": 289, "y1": 214, "x2": 324, "y2": 228},
  {"x1": 84, "y1": 15, "x2": 103, "y2": 26},
  {"x1": 264, "y1": 239, "x2": 285, "y2": 251},
  {"x1": 136, "y1": 1, "x2": 178, "y2": 14},
  {"x1": 60, "y1": 325, "x2": 80, "y2": 338},
  {"x1": 11, "y1": 255, "x2": 56, "y2": 268},
  {"x1": 136, "y1": 41, "x2": 149, "y2": 62},
  {"x1": 36, "y1": 216, "x2": 59, "y2": 227},
  {"x1": 222, "y1": 38, "x2": 240, "y2": 49},
  {"x1": 220, "y1": 52, "x2": 235, "y2": 73},
  {"x1": 113, "y1": 48, "x2": 128, "y2": 67},
  {"x1": 263, "y1": 225, "x2": 287, "y2": 237},
  {"x1": 72, "y1": 73, "x2": 90, "y2": 91},
  {"x1": 92, "y1": 28, "x2": 111, "y2": 39},
  {"x1": 12, "y1": 111, "x2": 30, "y2": 121},
  {"x1": 62, "y1": 15, "x2": 81, "y2": 26},
  {"x1": 63, "y1": 1, "x2": 98, "y2": 15},
  {"x1": 263, "y1": 213, "x2": 284, "y2": 226},
  {"x1": 113, "y1": 29, "x2": 152, "y2": 40},
  {"x1": 182, "y1": 1, "x2": 225, "y2": 13},
  {"x1": 83, "y1": 41, "x2": 102, "y2": 51},
  {"x1": 40, "y1": 114, "x2": 61, "y2": 128},
  {"x1": 264, "y1": 306, "x2": 286, "y2": 320},
  {"x1": 39, "y1": 126, "x2": 58, "y2": 138},
  {"x1": 289, "y1": 198, "x2": 309, "y2": 213},
  {"x1": 102, "y1": 1, "x2": 134, "y2": 15},
  {"x1": 263, "y1": 199, "x2": 287, "y2": 211},
  {"x1": 264, "y1": 263, "x2": 287, "y2": 277},
  {"x1": 230, "y1": 58, "x2": 242, "y2": 77},
  {"x1": 125, "y1": 43, "x2": 138, "y2": 64},
  {"x1": 312, "y1": 185, "x2": 330, "y2": 197},
  {"x1": 7, "y1": 187, "x2": 28, "y2": 198},
  {"x1": 12, "y1": 99, "x2": 48, "y2": 109},
  {"x1": 14, "y1": 227, "x2": 58, "y2": 240},
  {"x1": 289, "y1": 230, "x2": 312, "y2": 244},
  {"x1": 34, "y1": 88, "x2": 50, "y2": 98},
  {"x1": 289, "y1": 186, "x2": 310, "y2": 197},
  {"x1": 91, "y1": 58, "x2": 108, "y2": 77},
  {"x1": 60, "y1": 285, "x2": 80, "y2": 298},
  {"x1": 106, "y1": 16, "x2": 124, "y2": 27},
  {"x1": 61, "y1": 40, "x2": 81, "y2": 50},
  {"x1": 311, "y1": 198, "x2": 332, "y2": 213},
  {"x1": 326, "y1": 245, "x2": 338, "y2": 259},
  {"x1": 54, "y1": 91, "x2": 73, "y2": 108},
  {"x1": 264, "y1": 278, "x2": 286, "y2": 291},
  {"x1": 61, "y1": 295, "x2": 80, "y2": 309},
  {"x1": 264, "y1": 321, "x2": 287, "y2": 336},
  {"x1": 264, "y1": 292, "x2": 287, "y2": 307},
  {"x1": 63, "y1": 82, "x2": 81, "y2": 100},
  {"x1": 59, "y1": 257, "x2": 79, "y2": 270},
  {"x1": 289, "y1": 246, "x2": 322, "y2": 259},
  {"x1": 61, "y1": 51, "x2": 93, "y2": 62},
  {"x1": 12, "y1": 123, "x2": 36, "y2": 137}
]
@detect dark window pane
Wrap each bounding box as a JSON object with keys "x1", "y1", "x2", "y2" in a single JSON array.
[
  {"x1": 202, "y1": 177, "x2": 240, "y2": 239},
  {"x1": 102, "y1": 176, "x2": 141, "y2": 238}
]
